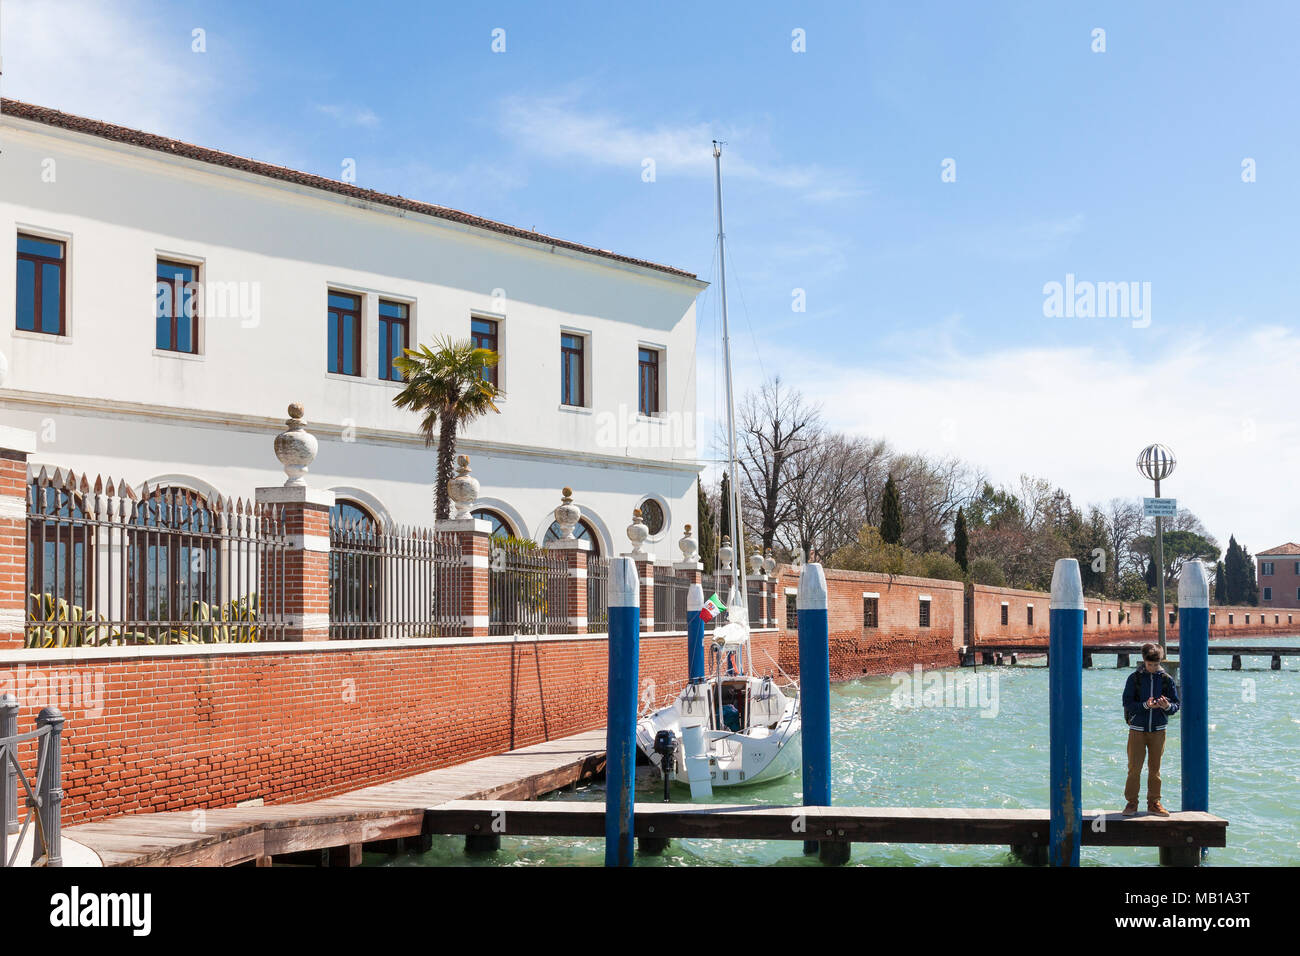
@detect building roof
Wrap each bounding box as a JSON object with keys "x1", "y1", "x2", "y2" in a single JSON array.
[
  {"x1": 1258, "y1": 543, "x2": 1300, "y2": 556},
  {"x1": 1, "y1": 99, "x2": 698, "y2": 282}
]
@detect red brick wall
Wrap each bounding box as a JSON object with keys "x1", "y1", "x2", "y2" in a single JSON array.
[
  {"x1": 0, "y1": 628, "x2": 781, "y2": 827},
  {"x1": 0, "y1": 452, "x2": 28, "y2": 648},
  {"x1": 971, "y1": 583, "x2": 1296, "y2": 646},
  {"x1": 773, "y1": 566, "x2": 965, "y2": 681}
]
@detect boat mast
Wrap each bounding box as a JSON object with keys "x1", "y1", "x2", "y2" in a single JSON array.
[{"x1": 713, "y1": 142, "x2": 748, "y2": 617}]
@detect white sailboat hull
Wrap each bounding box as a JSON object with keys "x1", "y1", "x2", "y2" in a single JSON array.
[{"x1": 636, "y1": 676, "x2": 801, "y2": 789}]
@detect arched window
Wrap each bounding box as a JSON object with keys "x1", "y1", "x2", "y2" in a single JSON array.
[
  {"x1": 329, "y1": 499, "x2": 383, "y2": 639},
  {"x1": 472, "y1": 508, "x2": 515, "y2": 542},
  {"x1": 543, "y1": 517, "x2": 600, "y2": 555},
  {"x1": 128, "y1": 486, "x2": 221, "y2": 625}
]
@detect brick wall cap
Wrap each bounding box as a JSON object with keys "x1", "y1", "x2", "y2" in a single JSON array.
[
  {"x1": 0, "y1": 426, "x2": 37, "y2": 456},
  {"x1": 435, "y1": 517, "x2": 492, "y2": 534},
  {"x1": 545, "y1": 538, "x2": 592, "y2": 551},
  {"x1": 255, "y1": 486, "x2": 336, "y2": 507}
]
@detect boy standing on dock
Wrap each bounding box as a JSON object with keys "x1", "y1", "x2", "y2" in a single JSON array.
[{"x1": 1121, "y1": 644, "x2": 1180, "y2": 817}]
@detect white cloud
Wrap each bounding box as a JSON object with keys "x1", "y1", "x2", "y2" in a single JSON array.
[
  {"x1": 698, "y1": 325, "x2": 1300, "y2": 555},
  {"x1": 314, "y1": 103, "x2": 382, "y2": 129},
  {"x1": 0, "y1": 0, "x2": 221, "y2": 139},
  {"x1": 497, "y1": 93, "x2": 865, "y2": 201}
]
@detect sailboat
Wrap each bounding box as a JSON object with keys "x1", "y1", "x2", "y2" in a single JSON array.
[{"x1": 634, "y1": 142, "x2": 802, "y2": 792}]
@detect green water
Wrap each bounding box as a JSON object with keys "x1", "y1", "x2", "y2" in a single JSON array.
[{"x1": 378, "y1": 638, "x2": 1300, "y2": 867}]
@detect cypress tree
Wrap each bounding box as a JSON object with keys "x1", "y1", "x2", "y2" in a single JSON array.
[
  {"x1": 953, "y1": 507, "x2": 969, "y2": 573},
  {"x1": 1213, "y1": 561, "x2": 1225, "y2": 605},
  {"x1": 719, "y1": 472, "x2": 731, "y2": 542},
  {"x1": 1144, "y1": 553, "x2": 1158, "y2": 592},
  {"x1": 881, "y1": 475, "x2": 903, "y2": 545},
  {"x1": 696, "y1": 480, "x2": 717, "y2": 572}
]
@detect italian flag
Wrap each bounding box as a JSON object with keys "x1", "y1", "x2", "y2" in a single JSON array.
[{"x1": 699, "y1": 593, "x2": 726, "y2": 623}]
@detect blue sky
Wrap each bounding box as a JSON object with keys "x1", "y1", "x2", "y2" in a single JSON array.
[{"x1": 4, "y1": 0, "x2": 1298, "y2": 553}]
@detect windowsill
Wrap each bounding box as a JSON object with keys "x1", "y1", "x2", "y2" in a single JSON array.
[
  {"x1": 12, "y1": 329, "x2": 70, "y2": 344},
  {"x1": 558, "y1": 403, "x2": 593, "y2": 415},
  {"x1": 636, "y1": 413, "x2": 666, "y2": 423},
  {"x1": 325, "y1": 371, "x2": 367, "y2": 384},
  {"x1": 153, "y1": 348, "x2": 204, "y2": 362}
]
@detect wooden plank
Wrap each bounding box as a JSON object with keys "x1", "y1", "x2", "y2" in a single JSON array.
[{"x1": 423, "y1": 801, "x2": 1228, "y2": 848}]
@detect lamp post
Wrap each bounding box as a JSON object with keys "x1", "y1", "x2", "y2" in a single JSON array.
[{"x1": 1137, "y1": 444, "x2": 1177, "y2": 659}]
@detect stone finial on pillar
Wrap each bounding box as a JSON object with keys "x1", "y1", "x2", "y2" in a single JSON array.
[
  {"x1": 718, "y1": 535, "x2": 734, "y2": 571},
  {"x1": 763, "y1": 548, "x2": 777, "y2": 579},
  {"x1": 554, "y1": 487, "x2": 580, "y2": 539},
  {"x1": 626, "y1": 508, "x2": 649, "y2": 557},
  {"x1": 678, "y1": 524, "x2": 699, "y2": 563},
  {"x1": 447, "y1": 455, "x2": 479, "y2": 519},
  {"x1": 273, "y1": 402, "x2": 318, "y2": 488},
  {"x1": 749, "y1": 551, "x2": 764, "y2": 577}
]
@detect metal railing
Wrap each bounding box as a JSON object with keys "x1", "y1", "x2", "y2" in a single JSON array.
[
  {"x1": 586, "y1": 557, "x2": 609, "y2": 634},
  {"x1": 653, "y1": 571, "x2": 692, "y2": 632},
  {"x1": 329, "y1": 514, "x2": 462, "y2": 639},
  {"x1": 26, "y1": 470, "x2": 289, "y2": 646},
  {"x1": 489, "y1": 541, "x2": 569, "y2": 635},
  {"x1": 1, "y1": 696, "x2": 64, "y2": 867}
]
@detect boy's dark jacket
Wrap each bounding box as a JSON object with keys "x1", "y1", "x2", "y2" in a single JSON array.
[{"x1": 1122, "y1": 666, "x2": 1180, "y2": 731}]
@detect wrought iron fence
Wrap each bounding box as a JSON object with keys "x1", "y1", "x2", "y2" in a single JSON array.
[
  {"x1": 25, "y1": 470, "x2": 290, "y2": 646},
  {"x1": 653, "y1": 570, "x2": 692, "y2": 632},
  {"x1": 1, "y1": 696, "x2": 64, "y2": 867},
  {"x1": 586, "y1": 557, "x2": 609, "y2": 634},
  {"x1": 489, "y1": 541, "x2": 569, "y2": 635},
  {"x1": 328, "y1": 513, "x2": 462, "y2": 639}
]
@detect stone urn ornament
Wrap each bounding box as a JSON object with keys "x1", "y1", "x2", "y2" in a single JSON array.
[
  {"x1": 763, "y1": 548, "x2": 777, "y2": 578},
  {"x1": 447, "y1": 455, "x2": 479, "y2": 519},
  {"x1": 553, "y1": 487, "x2": 581, "y2": 539},
  {"x1": 678, "y1": 524, "x2": 699, "y2": 563},
  {"x1": 626, "y1": 508, "x2": 649, "y2": 556},
  {"x1": 718, "y1": 535, "x2": 734, "y2": 571},
  {"x1": 274, "y1": 402, "x2": 317, "y2": 487},
  {"x1": 749, "y1": 551, "x2": 764, "y2": 576}
]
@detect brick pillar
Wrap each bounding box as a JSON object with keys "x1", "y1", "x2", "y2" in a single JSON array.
[
  {"x1": 547, "y1": 539, "x2": 590, "y2": 634},
  {"x1": 0, "y1": 429, "x2": 36, "y2": 649},
  {"x1": 256, "y1": 486, "x2": 335, "y2": 641},
  {"x1": 438, "y1": 517, "x2": 491, "y2": 637},
  {"x1": 623, "y1": 554, "x2": 654, "y2": 632},
  {"x1": 673, "y1": 561, "x2": 702, "y2": 589}
]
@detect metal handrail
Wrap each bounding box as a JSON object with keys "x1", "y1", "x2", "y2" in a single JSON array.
[{"x1": 0, "y1": 696, "x2": 64, "y2": 867}]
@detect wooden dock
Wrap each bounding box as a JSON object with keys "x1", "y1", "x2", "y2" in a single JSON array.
[
  {"x1": 426, "y1": 799, "x2": 1227, "y2": 851},
  {"x1": 968, "y1": 643, "x2": 1298, "y2": 669},
  {"x1": 62, "y1": 728, "x2": 607, "y2": 867}
]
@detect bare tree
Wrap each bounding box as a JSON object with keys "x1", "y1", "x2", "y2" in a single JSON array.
[
  {"x1": 1105, "y1": 497, "x2": 1144, "y2": 587},
  {"x1": 780, "y1": 433, "x2": 868, "y2": 561},
  {"x1": 732, "y1": 377, "x2": 823, "y2": 554}
]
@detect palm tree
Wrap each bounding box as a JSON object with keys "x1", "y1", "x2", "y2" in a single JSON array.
[{"x1": 392, "y1": 336, "x2": 501, "y2": 520}]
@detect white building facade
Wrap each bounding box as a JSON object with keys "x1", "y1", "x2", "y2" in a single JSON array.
[{"x1": 0, "y1": 101, "x2": 705, "y2": 561}]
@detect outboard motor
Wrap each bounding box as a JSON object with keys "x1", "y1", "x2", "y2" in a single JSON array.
[{"x1": 653, "y1": 730, "x2": 678, "y2": 802}]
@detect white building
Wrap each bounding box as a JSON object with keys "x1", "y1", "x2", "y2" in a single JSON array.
[{"x1": 0, "y1": 100, "x2": 705, "y2": 561}]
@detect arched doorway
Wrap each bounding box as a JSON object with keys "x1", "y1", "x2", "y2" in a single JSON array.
[{"x1": 127, "y1": 486, "x2": 222, "y2": 638}]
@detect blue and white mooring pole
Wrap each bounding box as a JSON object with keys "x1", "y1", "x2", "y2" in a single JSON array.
[
  {"x1": 797, "y1": 562, "x2": 842, "y2": 862},
  {"x1": 1179, "y1": 559, "x2": 1209, "y2": 817},
  {"x1": 1048, "y1": 557, "x2": 1084, "y2": 867},
  {"x1": 606, "y1": 556, "x2": 640, "y2": 867},
  {"x1": 687, "y1": 583, "x2": 705, "y2": 684}
]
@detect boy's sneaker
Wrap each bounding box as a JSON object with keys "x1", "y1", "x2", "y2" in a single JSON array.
[
  {"x1": 1122, "y1": 803, "x2": 1138, "y2": 816},
  {"x1": 1147, "y1": 802, "x2": 1171, "y2": 816}
]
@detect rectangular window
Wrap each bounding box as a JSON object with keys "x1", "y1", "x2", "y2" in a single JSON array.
[
  {"x1": 471, "y1": 317, "x2": 499, "y2": 387},
  {"x1": 1144, "y1": 606, "x2": 1152, "y2": 624},
  {"x1": 1294, "y1": 562, "x2": 1300, "y2": 576},
  {"x1": 863, "y1": 597, "x2": 878, "y2": 628},
  {"x1": 378, "y1": 300, "x2": 409, "y2": 381},
  {"x1": 1245, "y1": 614, "x2": 1250, "y2": 624},
  {"x1": 1263, "y1": 587, "x2": 1273, "y2": 601},
  {"x1": 1262, "y1": 562, "x2": 1274, "y2": 576},
  {"x1": 1228, "y1": 614, "x2": 1234, "y2": 624},
  {"x1": 1027, "y1": 606, "x2": 1035, "y2": 627},
  {"x1": 156, "y1": 259, "x2": 199, "y2": 353},
  {"x1": 785, "y1": 593, "x2": 797, "y2": 629},
  {"x1": 1000, "y1": 604, "x2": 1008, "y2": 626},
  {"x1": 638, "y1": 347, "x2": 660, "y2": 416},
  {"x1": 17, "y1": 234, "x2": 66, "y2": 335},
  {"x1": 561, "y1": 332, "x2": 585, "y2": 406},
  {"x1": 919, "y1": 599, "x2": 931, "y2": 628},
  {"x1": 328, "y1": 291, "x2": 362, "y2": 376},
  {"x1": 1211, "y1": 613, "x2": 1216, "y2": 625}
]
